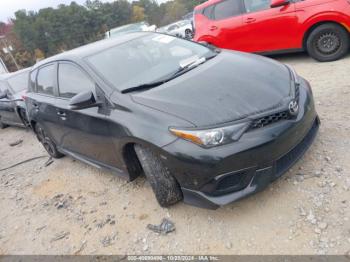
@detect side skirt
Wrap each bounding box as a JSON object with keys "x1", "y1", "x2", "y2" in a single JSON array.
[
  {"x1": 256, "y1": 48, "x2": 305, "y2": 56},
  {"x1": 58, "y1": 147, "x2": 130, "y2": 180}
]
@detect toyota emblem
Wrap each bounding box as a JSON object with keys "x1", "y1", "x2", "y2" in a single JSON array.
[{"x1": 289, "y1": 100, "x2": 299, "y2": 116}]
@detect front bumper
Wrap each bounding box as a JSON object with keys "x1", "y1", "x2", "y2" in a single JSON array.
[
  {"x1": 161, "y1": 80, "x2": 319, "y2": 209},
  {"x1": 182, "y1": 117, "x2": 319, "y2": 209}
]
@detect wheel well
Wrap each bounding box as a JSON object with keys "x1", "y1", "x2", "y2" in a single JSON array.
[
  {"x1": 16, "y1": 107, "x2": 29, "y2": 126},
  {"x1": 123, "y1": 143, "x2": 143, "y2": 181},
  {"x1": 30, "y1": 120, "x2": 37, "y2": 131},
  {"x1": 303, "y1": 21, "x2": 349, "y2": 49}
]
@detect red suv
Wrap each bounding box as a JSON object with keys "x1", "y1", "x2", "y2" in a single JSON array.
[{"x1": 193, "y1": 0, "x2": 350, "y2": 61}]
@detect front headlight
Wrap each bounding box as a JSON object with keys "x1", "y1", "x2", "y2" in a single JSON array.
[{"x1": 169, "y1": 122, "x2": 250, "y2": 148}]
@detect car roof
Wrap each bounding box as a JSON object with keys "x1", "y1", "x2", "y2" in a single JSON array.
[
  {"x1": 0, "y1": 67, "x2": 31, "y2": 81},
  {"x1": 33, "y1": 32, "x2": 150, "y2": 69},
  {"x1": 195, "y1": 0, "x2": 221, "y2": 10}
]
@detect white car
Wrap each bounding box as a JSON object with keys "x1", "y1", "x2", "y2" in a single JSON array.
[
  {"x1": 105, "y1": 22, "x2": 156, "y2": 39},
  {"x1": 157, "y1": 20, "x2": 193, "y2": 39},
  {"x1": 0, "y1": 58, "x2": 8, "y2": 74}
]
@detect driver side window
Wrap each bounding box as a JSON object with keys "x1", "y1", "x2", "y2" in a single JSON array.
[
  {"x1": 244, "y1": 0, "x2": 271, "y2": 13},
  {"x1": 58, "y1": 63, "x2": 95, "y2": 99}
]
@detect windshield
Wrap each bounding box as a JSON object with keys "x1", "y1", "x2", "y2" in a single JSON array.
[
  {"x1": 7, "y1": 71, "x2": 29, "y2": 93},
  {"x1": 86, "y1": 34, "x2": 213, "y2": 91},
  {"x1": 109, "y1": 22, "x2": 147, "y2": 37}
]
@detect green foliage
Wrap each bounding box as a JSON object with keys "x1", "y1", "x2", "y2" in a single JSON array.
[{"x1": 4, "y1": 0, "x2": 206, "y2": 67}]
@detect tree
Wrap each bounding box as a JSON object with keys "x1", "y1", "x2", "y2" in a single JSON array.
[
  {"x1": 3, "y1": 0, "x2": 206, "y2": 68},
  {"x1": 132, "y1": 6, "x2": 146, "y2": 22}
]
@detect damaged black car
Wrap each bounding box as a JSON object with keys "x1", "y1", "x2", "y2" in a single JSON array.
[
  {"x1": 25, "y1": 32, "x2": 319, "y2": 209},
  {"x1": 0, "y1": 68, "x2": 31, "y2": 128}
]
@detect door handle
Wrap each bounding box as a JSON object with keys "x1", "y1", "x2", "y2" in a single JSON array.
[
  {"x1": 245, "y1": 17, "x2": 256, "y2": 23},
  {"x1": 57, "y1": 111, "x2": 66, "y2": 117},
  {"x1": 210, "y1": 25, "x2": 218, "y2": 31},
  {"x1": 32, "y1": 102, "x2": 39, "y2": 111}
]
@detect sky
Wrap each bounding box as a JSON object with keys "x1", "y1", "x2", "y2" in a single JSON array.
[{"x1": 0, "y1": 0, "x2": 169, "y2": 22}]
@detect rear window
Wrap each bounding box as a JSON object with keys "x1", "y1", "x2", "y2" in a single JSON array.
[
  {"x1": 203, "y1": 5, "x2": 214, "y2": 19},
  {"x1": 36, "y1": 64, "x2": 56, "y2": 96},
  {"x1": 214, "y1": 0, "x2": 242, "y2": 20},
  {"x1": 7, "y1": 71, "x2": 29, "y2": 93}
]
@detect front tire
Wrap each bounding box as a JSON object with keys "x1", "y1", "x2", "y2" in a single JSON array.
[
  {"x1": 134, "y1": 145, "x2": 183, "y2": 207},
  {"x1": 35, "y1": 123, "x2": 64, "y2": 159},
  {"x1": 306, "y1": 23, "x2": 349, "y2": 62}
]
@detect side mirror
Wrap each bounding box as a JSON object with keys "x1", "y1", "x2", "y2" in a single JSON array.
[
  {"x1": 270, "y1": 0, "x2": 289, "y2": 8},
  {"x1": 69, "y1": 91, "x2": 101, "y2": 110}
]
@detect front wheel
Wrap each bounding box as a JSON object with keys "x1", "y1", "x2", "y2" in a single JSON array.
[
  {"x1": 306, "y1": 23, "x2": 349, "y2": 62},
  {"x1": 35, "y1": 123, "x2": 64, "y2": 159},
  {"x1": 134, "y1": 145, "x2": 183, "y2": 207}
]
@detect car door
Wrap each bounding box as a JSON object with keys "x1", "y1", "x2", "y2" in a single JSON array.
[
  {"x1": 241, "y1": 0, "x2": 298, "y2": 52},
  {"x1": 6, "y1": 71, "x2": 31, "y2": 125},
  {"x1": 54, "y1": 61, "x2": 118, "y2": 167},
  {"x1": 0, "y1": 81, "x2": 17, "y2": 125},
  {"x1": 204, "y1": 0, "x2": 246, "y2": 50},
  {"x1": 28, "y1": 64, "x2": 61, "y2": 141}
]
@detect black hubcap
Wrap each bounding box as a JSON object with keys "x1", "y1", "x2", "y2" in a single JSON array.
[{"x1": 316, "y1": 32, "x2": 341, "y2": 55}]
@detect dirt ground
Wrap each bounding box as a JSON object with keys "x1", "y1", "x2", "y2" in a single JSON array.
[{"x1": 0, "y1": 53, "x2": 349, "y2": 255}]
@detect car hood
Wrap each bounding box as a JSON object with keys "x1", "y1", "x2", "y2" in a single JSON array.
[{"x1": 131, "y1": 51, "x2": 293, "y2": 127}]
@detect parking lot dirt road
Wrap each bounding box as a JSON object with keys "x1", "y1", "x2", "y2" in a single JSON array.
[{"x1": 0, "y1": 53, "x2": 349, "y2": 255}]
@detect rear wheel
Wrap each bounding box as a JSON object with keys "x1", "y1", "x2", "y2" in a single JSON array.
[
  {"x1": 134, "y1": 145, "x2": 183, "y2": 207},
  {"x1": 18, "y1": 108, "x2": 29, "y2": 127},
  {"x1": 306, "y1": 23, "x2": 349, "y2": 62},
  {"x1": 35, "y1": 123, "x2": 64, "y2": 159},
  {"x1": 185, "y1": 29, "x2": 193, "y2": 39}
]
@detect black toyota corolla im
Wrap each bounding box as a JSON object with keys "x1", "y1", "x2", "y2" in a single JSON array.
[{"x1": 26, "y1": 32, "x2": 319, "y2": 209}]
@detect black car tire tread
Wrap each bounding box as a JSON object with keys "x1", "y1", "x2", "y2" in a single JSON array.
[
  {"x1": 35, "y1": 123, "x2": 65, "y2": 159},
  {"x1": 306, "y1": 23, "x2": 349, "y2": 62},
  {"x1": 134, "y1": 145, "x2": 183, "y2": 207}
]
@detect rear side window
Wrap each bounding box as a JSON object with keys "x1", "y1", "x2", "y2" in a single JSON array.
[
  {"x1": 214, "y1": 0, "x2": 242, "y2": 20},
  {"x1": 58, "y1": 63, "x2": 95, "y2": 99},
  {"x1": 203, "y1": 5, "x2": 214, "y2": 19},
  {"x1": 36, "y1": 64, "x2": 56, "y2": 96},
  {"x1": 29, "y1": 70, "x2": 37, "y2": 92},
  {"x1": 7, "y1": 71, "x2": 29, "y2": 93},
  {"x1": 244, "y1": 0, "x2": 271, "y2": 13}
]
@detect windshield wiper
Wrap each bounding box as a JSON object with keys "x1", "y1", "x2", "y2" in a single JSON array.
[
  {"x1": 121, "y1": 80, "x2": 167, "y2": 94},
  {"x1": 122, "y1": 54, "x2": 217, "y2": 94}
]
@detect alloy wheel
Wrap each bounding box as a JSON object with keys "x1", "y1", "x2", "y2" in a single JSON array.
[{"x1": 315, "y1": 31, "x2": 341, "y2": 55}]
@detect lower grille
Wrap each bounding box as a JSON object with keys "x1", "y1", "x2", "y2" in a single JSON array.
[
  {"x1": 251, "y1": 111, "x2": 291, "y2": 129},
  {"x1": 276, "y1": 118, "x2": 319, "y2": 177}
]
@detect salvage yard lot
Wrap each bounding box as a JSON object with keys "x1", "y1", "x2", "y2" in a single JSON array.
[{"x1": 0, "y1": 53, "x2": 349, "y2": 255}]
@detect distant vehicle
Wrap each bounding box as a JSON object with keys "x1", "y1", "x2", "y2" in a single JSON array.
[
  {"x1": 0, "y1": 68, "x2": 30, "y2": 128},
  {"x1": 157, "y1": 20, "x2": 194, "y2": 39},
  {"x1": 0, "y1": 58, "x2": 8, "y2": 74},
  {"x1": 183, "y1": 12, "x2": 194, "y2": 21},
  {"x1": 194, "y1": 0, "x2": 350, "y2": 62},
  {"x1": 105, "y1": 22, "x2": 157, "y2": 39},
  {"x1": 26, "y1": 32, "x2": 319, "y2": 209}
]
